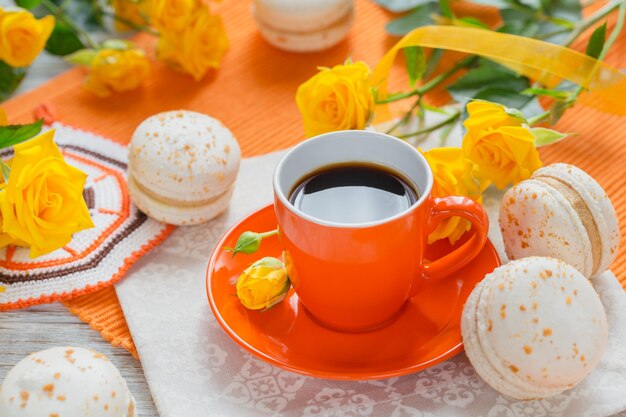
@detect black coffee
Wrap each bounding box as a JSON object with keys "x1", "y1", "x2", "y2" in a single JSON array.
[{"x1": 289, "y1": 163, "x2": 419, "y2": 224}]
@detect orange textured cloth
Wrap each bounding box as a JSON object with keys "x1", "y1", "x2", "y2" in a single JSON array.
[
  {"x1": 3, "y1": 0, "x2": 625, "y2": 356},
  {"x1": 63, "y1": 287, "x2": 138, "y2": 358}
]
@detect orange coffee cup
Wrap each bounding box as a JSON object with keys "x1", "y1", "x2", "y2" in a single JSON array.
[{"x1": 274, "y1": 130, "x2": 488, "y2": 332}]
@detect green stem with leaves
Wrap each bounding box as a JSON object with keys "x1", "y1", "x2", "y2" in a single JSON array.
[
  {"x1": 396, "y1": 110, "x2": 460, "y2": 139},
  {"x1": 40, "y1": 0, "x2": 99, "y2": 49},
  {"x1": 531, "y1": 0, "x2": 626, "y2": 126},
  {"x1": 562, "y1": 1, "x2": 622, "y2": 47},
  {"x1": 376, "y1": 56, "x2": 477, "y2": 105}
]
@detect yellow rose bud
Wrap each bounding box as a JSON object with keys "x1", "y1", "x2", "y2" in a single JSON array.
[
  {"x1": 423, "y1": 147, "x2": 487, "y2": 244},
  {"x1": 236, "y1": 257, "x2": 290, "y2": 310},
  {"x1": 157, "y1": 6, "x2": 228, "y2": 81},
  {"x1": 150, "y1": 0, "x2": 199, "y2": 34},
  {"x1": 462, "y1": 101, "x2": 542, "y2": 189},
  {"x1": 0, "y1": 129, "x2": 94, "y2": 258},
  {"x1": 296, "y1": 61, "x2": 375, "y2": 138},
  {"x1": 111, "y1": 0, "x2": 152, "y2": 32},
  {"x1": 85, "y1": 48, "x2": 150, "y2": 97},
  {"x1": 0, "y1": 107, "x2": 7, "y2": 125},
  {"x1": 0, "y1": 8, "x2": 54, "y2": 68}
]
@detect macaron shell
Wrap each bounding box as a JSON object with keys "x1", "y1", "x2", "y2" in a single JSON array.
[
  {"x1": 477, "y1": 258, "x2": 608, "y2": 395},
  {"x1": 500, "y1": 179, "x2": 594, "y2": 277},
  {"x1": 129, "y1": 111, "x2": 241, "y2": 203},
  {"x1": 462, "y1": 273, "x2": 562, "y2": 400},
  {"x1": 253, "y1": 6, "x2": 354, "y2": 52},
  {"x1": 253, "y1": 0, "x2": 353, "y2": 32},
  {"x1": 533, "y1": 163, "x2": 620, "y2": 277},
  {"x1": 128, "y1": 173, "x2": 233, "y2": 226},
  {"x1": 0, "y1": 347, "x2": 135, "y2": 417}
]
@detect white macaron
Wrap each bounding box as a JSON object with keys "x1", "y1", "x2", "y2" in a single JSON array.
[
  {"x1": 462, "y1": 257, "x2": 608, "y2": 400},
  {"x1": 499, "y1": 163, "x2": 620, "y2": 278},
  {"x1": 128, "y1": 110, "x2": 241, "y2": 225},
  {"x1": 252, "y1": 0, "x2": 355, "y2": 52},
  {"x1": 0, "y1": 347, "x2": 136, "y2": 417}
]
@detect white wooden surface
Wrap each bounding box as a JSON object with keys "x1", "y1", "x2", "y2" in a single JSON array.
[{"x1": 0, "y1": 14, "x2": 159, "y2": 415}]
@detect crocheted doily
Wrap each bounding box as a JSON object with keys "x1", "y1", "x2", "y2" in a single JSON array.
[{"x1": 0, "y1": 123, "x2": 174, "y2": 311}]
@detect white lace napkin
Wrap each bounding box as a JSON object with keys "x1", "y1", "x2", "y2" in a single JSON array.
[{"x1": 116, "y1": 150, "x2": 626, "y2": 417}]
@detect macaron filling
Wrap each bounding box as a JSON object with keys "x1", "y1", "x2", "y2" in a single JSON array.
[
  {"x1": 129, "y1": 173, "x2": 230, "y2": 207},
  {"x1": 534, "y1": 175, "x2": 602, "y2": 276}
]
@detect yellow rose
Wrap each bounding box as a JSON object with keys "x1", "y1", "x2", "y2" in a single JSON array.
[
  {"x1": 0, "y1": 177, "x2": 18, "y2": 248},
  {"x1": 156, "y1": 6, "x2": 228, "y2": 81},
  {"x1": 423, "y1": 147, "x2": 486, "y2": 244},
  {"x1": 0, "y1": 129, "x2": 94, "y2": 258},
  {"x1": 462, "y1": 101, "x2": 542, "y2": 189},
  {"x1": 85, "y1": 48, "x2": 150, "y2": 97},
  {"x1": 111, "y1": 0, "x2": 152, "y2": 32},
  {"x1": 0, "y1": 106, "x2": 7, "y2": 125},
  {"x1": 150, "y1": 0, "x2": 199, "y2": 34},
  {"x1": 0, "y1": 8, "x2": 54, "y2": 68},
  {"x1": 296, "y1": 61, "x2": 375, "y2": 138},
  {"x1": 236, "y1": 257, "x2": 290, "y2": 310}
]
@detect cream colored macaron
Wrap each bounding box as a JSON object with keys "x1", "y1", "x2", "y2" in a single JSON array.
[
  {"x1": 252, "y1": 0, "x2": 354, "y2": 52},
  {"x1": 128, "y1": 110, "x2": 241, "y2": 225},
  {"x1": 499, "y1": 163, "x2": 620, "y2": 278},
  {"x1": 462, "y1": 257, "x2": 608, "y2": 400},
  {"x1": 0, "y1": 347, "x2": 136, "y2": 417}
]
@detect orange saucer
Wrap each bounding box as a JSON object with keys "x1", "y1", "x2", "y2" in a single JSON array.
[{"x1": 206, "y1": 204, "x2": 501, "y2": 380}]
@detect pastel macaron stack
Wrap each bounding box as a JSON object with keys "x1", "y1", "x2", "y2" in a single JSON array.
[
  {"x1": 499, "y1": 163, "x2": 620, "y2": 278},
  {"x1": 0, "y1": 347, "x2": 136, "y2": 417},
  {"x1": 252, "y1": 0, "x2": 355, "y2": 52},
  {"x1": 462, "y1": 257, "x2": 608, "y2": 400},
  {"x1": 128, "y1": 110, "x2": 241, "y2": 225}
]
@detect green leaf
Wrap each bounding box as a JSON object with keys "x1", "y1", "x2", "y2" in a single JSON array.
[
  {"x1": 498, "y1": 11, "x2": 540, "y2": 38},
  {"x1": 0, "y1": 160, "x2": 10, "y2": 183},
  {"x1": 457, "y1": 16, "x2": 489, "y2": 29},
  {"x1": 519, "y1": 0, "x2": 541, "y2": 9},
  {"x1": 64, "y1": 49, "x2": 97, "y2": 66},
  {"x1": 531, "y1": 127, "x2": 569, "y2": 147},
  {"x1": 424, "y1": 48, "x2": 443, "y2": 78},
  {"x1": 521, "y1": 87, "x2": 570, "y2": 100},
  {"x1": 372, "y1": 0, "x2": 435, "y2": 13},
  {"x1": 585, "y1": 22, "x2": 607, "y2": 59},
  {"x1": 385, "y1": 3, "x2": 439, "y2": 36},
  {"x1": 224, "y1": 231, "x2": 262, "y2": 256},
  {"x1": 505, "y1": 108, "x2": 527, "y2": 123},
  {"x1": 252, "y1": 257, "x2": 284, "y2": 270},
  {"x1": 472, "y1": 88, "x2": 535, "y2": 112},
  {"x1": 438, "y1": 0, "x2": 453, "y2": 18},
  {"x1": 541, "y1": 0, "x2": 581, "y2": 22},
  {"x1": 447, "y1": 59, "x2": 529, "y2": 105},
  {"x1": 404, "y1": 46, "x2": 426, "y2": 87},
  {"x1": 15, "y1": 0, "x2": 41, "y2": 9},
  {"x1": 45, "y1": 21, "x2": 85, "y2": 56},
  {"x1": 0, "y1": 61, "x2": 26, "y2": 101},
  {"x1": 46, "y1": 0, "x2": 104, "y2": 31},
  {"x1": 0, "y1": 120, "x2": 44, "y2": 149}
]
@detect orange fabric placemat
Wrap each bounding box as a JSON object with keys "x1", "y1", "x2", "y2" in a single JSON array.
[{"x1": 3, "y1": 0, "x2": 625, "y2": 357}]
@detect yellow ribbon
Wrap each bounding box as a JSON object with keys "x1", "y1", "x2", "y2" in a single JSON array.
[{"x1": 372, "y1": 26, "x2": 626, "y2": 116}]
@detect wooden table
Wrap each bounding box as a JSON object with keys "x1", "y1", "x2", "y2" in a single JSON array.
[{"x1": 0, "y1": 45, "x2": 159, "y2": 416}]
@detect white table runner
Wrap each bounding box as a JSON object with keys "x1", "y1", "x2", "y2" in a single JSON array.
[{"x1": 116, "y1": 150, "x2": 626, "y2": 417}]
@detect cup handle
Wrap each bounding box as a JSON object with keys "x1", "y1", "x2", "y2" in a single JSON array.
[{"x1": 410, "y1": 196, "x2": 489, "y2": 296}]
